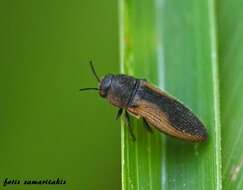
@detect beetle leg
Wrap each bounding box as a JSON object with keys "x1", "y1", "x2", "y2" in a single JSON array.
[
  {"x1": 116, "y1": 108, "x2": 123, "y2": 120},
  {"x1": 124, "y1": 111, "x2": 136, "y2": 141},
  {"x1": 143, "y1": 118, "x2": 153, "y2": 133}
]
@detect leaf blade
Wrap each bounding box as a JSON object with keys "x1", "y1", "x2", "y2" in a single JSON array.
[
  {"x1": 119, "y1": 0, "x2": 222, "y2": 189},
  {"x1": 219, "y1": 0, "x2": 243, "y2": 189}
]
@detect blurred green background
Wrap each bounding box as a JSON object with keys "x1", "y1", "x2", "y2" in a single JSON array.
[{"x1": 0, "y1": 0, "x2": 120, "y2": 189}]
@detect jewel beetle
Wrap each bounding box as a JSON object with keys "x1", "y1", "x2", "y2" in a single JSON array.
[{"x1": 80, "y1": 61, "x2": 208, "y2": 142}]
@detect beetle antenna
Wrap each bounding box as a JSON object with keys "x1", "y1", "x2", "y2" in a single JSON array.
[
  {"x1": 80, "y1": 87, "x2": 99, "y2": 91},
  {"x1": 89, "y1": 61, "x2": 101, "y2": 82}
]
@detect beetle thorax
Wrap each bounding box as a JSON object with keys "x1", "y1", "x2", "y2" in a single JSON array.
[{"x1": 105, "y1": 75, "x2": 138, "y2": 108}]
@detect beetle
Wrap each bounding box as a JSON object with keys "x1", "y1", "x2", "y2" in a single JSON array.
[{"x1": 80, "y1": 61, "x2": 208, "y2": 142}]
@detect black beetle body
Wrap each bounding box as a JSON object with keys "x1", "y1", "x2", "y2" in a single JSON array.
[{"x1": 80, "y1": 62, "x2": 208, "y2": 142}]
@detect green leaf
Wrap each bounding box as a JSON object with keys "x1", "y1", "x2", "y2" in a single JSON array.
[
  {"x1": 119, "y1": 0, "x2": 221, "y2": 189},
  {"x1": 219, "y1": 0, "x2": 243, "y2": 189}
]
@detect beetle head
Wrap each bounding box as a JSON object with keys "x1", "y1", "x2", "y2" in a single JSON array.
[
  {"x1": 99, "y1": 74, "x2": 113, "y2": 97},
  {"x1": 80, "y1": 62, "x2": 136, "y2": 108}
]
